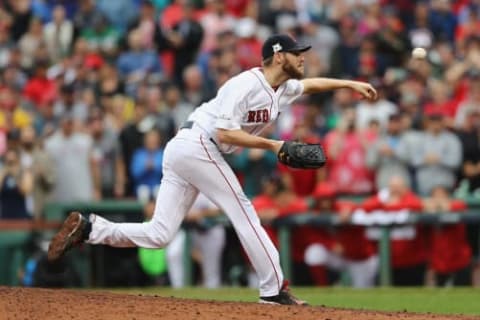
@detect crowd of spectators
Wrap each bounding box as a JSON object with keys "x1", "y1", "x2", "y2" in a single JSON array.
[{"x1": 2, "y1": 0, "x2": 480, "y2": 287}]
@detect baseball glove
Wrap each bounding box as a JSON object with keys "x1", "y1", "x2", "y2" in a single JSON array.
[{"x1": 277, "y1": 141, "x2": 327, "y2": 169}]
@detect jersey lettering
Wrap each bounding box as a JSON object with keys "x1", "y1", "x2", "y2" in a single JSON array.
[
  {"x1": 247, "y1": 111, "x2": 255, "y2": 122},
  {"x1": 247, "y1": 109, "x2": 270, "y2": 123},
  {"x1": 262, "y1": 109, "x2": 269, "y2": 122},
  {"x1": 255, "y1": 110, "x2": 262, "y2": 122}
]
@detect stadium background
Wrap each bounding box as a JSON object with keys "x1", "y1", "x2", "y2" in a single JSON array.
[{"x1": 1, "y1": 0, "x2": 480, "y2": 295}]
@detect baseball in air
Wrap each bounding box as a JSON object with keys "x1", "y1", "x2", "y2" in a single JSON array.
[{"x1": 412, "y1": 47, "x2": 427, "y2": 59}]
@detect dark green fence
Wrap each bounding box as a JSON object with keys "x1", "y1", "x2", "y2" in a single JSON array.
[{"x1": 1, "y1": 199, "x2": 480, "y2": 286}]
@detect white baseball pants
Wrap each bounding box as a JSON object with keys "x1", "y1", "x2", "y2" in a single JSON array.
[{"x1": 87, "y1": 127, "x2": 284, "y2": 296}]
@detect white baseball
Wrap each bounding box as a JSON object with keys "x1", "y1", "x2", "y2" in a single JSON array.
[{"x1": 412, "y1": 47, "x2": 427, "y2": 59}]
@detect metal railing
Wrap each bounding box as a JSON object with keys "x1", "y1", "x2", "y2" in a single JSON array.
[{"x1": 2, "y1": 200, "x2": 480, "y2": 286}]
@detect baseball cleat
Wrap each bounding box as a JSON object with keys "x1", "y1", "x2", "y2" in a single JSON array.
[
  {"x1": 259, "y1": 281, "x2": 308, "y2": 305},
  {"x1": 48, "y1": 211, "x2": 88, "y2": 262}
]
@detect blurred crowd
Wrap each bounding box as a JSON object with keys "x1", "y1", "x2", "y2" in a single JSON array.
[{"x1": 2, "y1": 0, "x2": 480, "y2": 287}]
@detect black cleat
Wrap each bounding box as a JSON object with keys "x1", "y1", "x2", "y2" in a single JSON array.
[
  {"x1": 47, "y1": 212, "x2": 88, "y2": 262},
  {"x1": 259, "y1": 281, "x2": 308, "y2": 305}
]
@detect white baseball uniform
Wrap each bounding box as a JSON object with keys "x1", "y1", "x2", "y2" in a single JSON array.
[
  {"x1": 166, "y1": 193, "x2": 225, "y2": 288},
  {"x1": 86, "y1": 67, "x2": 304, "y2": 296}
]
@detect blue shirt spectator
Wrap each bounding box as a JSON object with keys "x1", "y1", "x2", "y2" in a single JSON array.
[
  {"x1": 130, "y1": 130, "x2": 164, "y2": 200},
  {"x1": 31, "y1": 0, "x2": 78, "y2": 23},
  {"x1": 429, "y1": 1, "x2": 457, "y2": 43},
  {"x1": 117, "y1": 29, "x2": 162, "y2": 96},
  {"x1": 97, "y1": 0, "x2": 138, "y2": 34}
]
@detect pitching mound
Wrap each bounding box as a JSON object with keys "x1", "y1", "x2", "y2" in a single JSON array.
[{"x1": 0, "y1": 287, "x2": 477, "y2": 320}]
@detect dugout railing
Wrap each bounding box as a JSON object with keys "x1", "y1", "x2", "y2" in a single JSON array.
[{"x1": 2, "y1": 199, "x2": 480, "y2": 286}]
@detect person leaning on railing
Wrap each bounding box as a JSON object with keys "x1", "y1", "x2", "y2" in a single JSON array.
[
  {"x1": 361, "y1": 175, "x2": 426, "y2": 286},
  {"x1": 423, "y1": 185, "x2": 472, "y2": 286}
]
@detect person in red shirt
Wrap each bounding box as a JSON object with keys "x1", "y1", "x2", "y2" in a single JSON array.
[
  {"x1": 22, "y1": 60, "x2": 57, "y2": 108},
  {"x1": 423, "y1": 186, "x2": 472, "y2": 286},
  {"x1": 323, "y1": 109, "x2": 375, "y2": 195},
  {"x1": 361, "y1": 175, "x2": 427, "y2": 286},
  {"x1": 305, "y1": 182, "x2": 378, "y2": 288}
]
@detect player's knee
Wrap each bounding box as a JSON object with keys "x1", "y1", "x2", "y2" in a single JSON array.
[
  {"x1": 143, "y1": 221, "x2": 175, "y2": 248},
  {"x1": 148, "y1": 235, "x2": 168, "y2": 248}
]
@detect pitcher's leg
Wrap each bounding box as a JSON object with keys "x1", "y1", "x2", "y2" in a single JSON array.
[
  {"x1": 87, "y1": 173, "x2": 198, "y2": 248},
  {"x1": 188, "y1": 137, "x2": 283, "y2": 296}
]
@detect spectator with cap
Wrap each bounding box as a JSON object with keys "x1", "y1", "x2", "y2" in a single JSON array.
[{"x1": 366, "y1": 112, "x2": 411, "y2": 190}]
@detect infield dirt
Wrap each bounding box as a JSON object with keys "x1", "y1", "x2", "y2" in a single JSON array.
[{"x1": 1, "y1": 286, "x2": 478, "y2": 320}]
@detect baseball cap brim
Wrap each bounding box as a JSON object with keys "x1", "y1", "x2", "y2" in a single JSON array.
[{"x1": 285, "y1": 44, "x2": 312, "y2": 54}]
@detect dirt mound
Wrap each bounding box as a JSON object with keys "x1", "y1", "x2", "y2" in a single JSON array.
[{"x1": 0, "y1": 287, "x2": 477, "y2": 320}]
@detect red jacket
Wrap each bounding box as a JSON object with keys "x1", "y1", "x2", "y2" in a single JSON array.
[
  {"x1": 23, "y1": 77, "x2": 57, "y2": 107},
  {"x1": 333, "y1": 201, "x2": 376, "y2": 261},
  {"x1": 362, "y1": 191, "x2": 427, "y2": 268},
  {"x1": 430, "y1": 200, "x2": 472, "y2": 274}
]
